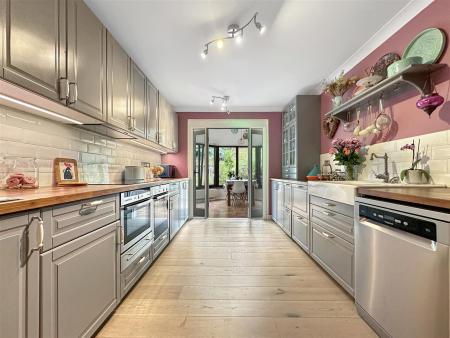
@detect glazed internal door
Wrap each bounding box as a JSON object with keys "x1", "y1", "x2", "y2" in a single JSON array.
[
  {"x1": 193, "y1": 128, "x2": 208, "y2": 218},
  {"x1": 249, "y1": 128, "x2": 264, "y2": 218}
]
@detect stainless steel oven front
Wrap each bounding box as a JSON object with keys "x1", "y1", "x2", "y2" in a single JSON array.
[
  {"x1": 151, "y1": 184, "x2": 170, "y2": 258},
  {"x1": 120, "y1": 188, "x2": 153, "y2": 253}
]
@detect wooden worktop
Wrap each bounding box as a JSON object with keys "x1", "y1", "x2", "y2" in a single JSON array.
[
  {"x1": 358, "y1": 187, "x2": 450, "y2": 210},
  {"x1": 0, "y1": 178, "x2": 188, "y2": 216}
]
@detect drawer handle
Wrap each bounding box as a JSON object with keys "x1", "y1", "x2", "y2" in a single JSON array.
[
  {"x1": 321, "y1": 231, "x2": 335, "y2": 239},
  {"x1": 79, "y1": 200, "x2": 103, "y2": 215},
  {"x1": 321, "y1": 211, "x2": 334, "y2": 216},
  {"x1": 138, "y1": 256, "x2": 147, "y2": 265},
  {"x1": 323, "y1": 202, "x2": 336, "y2": 207},
  {"x1": 296, "y1": 216, "x2": 304, "y2": 221}
]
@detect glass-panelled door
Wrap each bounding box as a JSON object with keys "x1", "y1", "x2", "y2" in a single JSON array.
[
  {"x1": 248, "y1": 128, "x2": 263, "y2": 218},
  {"x1": 193, "y1": 128, "x2": 208, "y2": 217}
]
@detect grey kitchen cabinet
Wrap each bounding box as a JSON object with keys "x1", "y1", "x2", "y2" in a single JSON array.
[
  {"x1": 291, "y1": 183, "x2": 308, "y2": 217},
  {"x1": 271, "y1": 181, "x2": 279, "y2": 223},
  {"x1": 283, "y1": 183, "x2": 292, "y2": 209},
  {"x1": 281, "y1": 206, "x2": 292, "y2": 237},
  {"x1": 0, "y1": 212, "x2": 41, "y2": 338},
  {"x1": 107, "y1": 32, "x2": 130, "y2": 130},
  {"x1": 180, "y1": 180, "x2": 189, "y2": 224},
  {"x1": 41, "y1": 221, "x2": 120, "y2": 338},
  {"x1": 276, "y1": 181, "x2": 284, "y2": 228},
  {"x1": 130, "y1": 61, "x2": 146, "y2": 138},
  {"x1": 311, "y1": 222, "x2": 354, "y2": 295},
  {"x1": 169, "y1": 188, "x2": 181, "y2": 240},
  {"x1": 146, "y1": 79, "x2": 159, "y2": 143},
  {"x1": 158, "y1": 93, "x2": 177, "y2": 151},
  {"x1": 282, "y1": 95, "x2": 321, "y2": 180},
  {"x1": 2, "y1": 0, "x2": 65, "y2": 101},
  {"x1": 292, "y1": 210, "x2": 309, "y2": 252},
  {"x1": 66, "y1": 0, "x2": 106, "y2": 120}
]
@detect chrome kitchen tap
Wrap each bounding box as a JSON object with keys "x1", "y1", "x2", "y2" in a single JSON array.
[{"x1": 370, "y1": 152, "x2": 390, "y2": 183}]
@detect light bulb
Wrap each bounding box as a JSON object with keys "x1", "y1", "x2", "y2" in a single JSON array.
[
  {"x1": 200, "y1": 52, "x2": 206, "y2": 59},
  {"x1": 210, "y1": 98, "x2": 214, "y2": 105},
  {"x1": 235, "y1": 35, "x2": 242, "y2": 44},
  {"x1": 216, "y1": 40, "x2": 224, "y2": 49}
]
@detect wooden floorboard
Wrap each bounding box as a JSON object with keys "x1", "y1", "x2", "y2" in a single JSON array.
[{"x1": 97, "y1": 218, "x2": 376, "y2": 338}]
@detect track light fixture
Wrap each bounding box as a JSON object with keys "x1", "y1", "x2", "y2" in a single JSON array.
[
  {"x1": 200, "y1": 12, "x2": 265, "y2": 59},
  {"x1": 210, "y1": 95, "x2": 230, "y2": 114}
]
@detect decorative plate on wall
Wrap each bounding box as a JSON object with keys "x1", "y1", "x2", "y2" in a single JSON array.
[{"x1": 403, "y1": 28, "x2": 446, "y2": 64}]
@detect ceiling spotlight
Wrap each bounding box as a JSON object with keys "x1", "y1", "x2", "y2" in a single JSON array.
[
  {"x1": 200, "y1": 12, "x2": 265, "y2": 58},
  {"x1": 210, "y1": 95, "x2": 230, "y2": 114}
]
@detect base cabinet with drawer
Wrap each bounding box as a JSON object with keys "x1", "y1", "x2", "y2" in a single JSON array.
[
  {"x1": 292, "y1": 211, "x2": 309, "y2": 252},
  {"x1": 0, "y1": 212, "x2": 41, "y2": 338},
  {"x1": 40, "y1": 222, "x2": 120, "y2": 338}
]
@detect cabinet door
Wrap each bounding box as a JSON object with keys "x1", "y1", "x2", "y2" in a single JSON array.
[
  {"x1": 41, "y1": 222, "x2": 119, "y2": 338},
  {"x1": 0, "y1": 212, "x2": 40, "y2": 338},
  {"x1": 67, "y1": 0, "x2": 106, "y2": 119},
  {"x1": 271, "y1": 181, "x2": 278, "y2": 222},
  {"x1": 291, "y1": 184, "x2": 308, "y2": 216},
  {"x1": 130, "y1": 61, "x2": 146, "y2": 137},
  {"x1": 292, "y1": 211, "x2": 309, "y2": 252},
  {"x1": 107, "y1": 32, "x2": 130, "y2": 129},
  {"x1": 3, "y1": 0, "x2": 64, "y2": 101},
  {"x1": 146, "y1": 79, "x2": 158, "y2": 143},
  {"x1": 169, "y1": 194, "x2": 180, "y2": 240},
  {"x1": 283, "y1": 183, "x2": 292, "y2": 209},
  {"x1": 158, "y1": 94, "x2": 169, "y2": 148},
  {"x1": 282, "y1": 207, "x2": 291, "y2": 236}
]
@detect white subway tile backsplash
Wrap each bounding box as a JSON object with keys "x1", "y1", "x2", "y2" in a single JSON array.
[
  {"x1": 0, "y1": 105, "x2": 162, "y2": 186},
  {"x1": 321, "y1": 130, "x2": 450, "y2": 186}
]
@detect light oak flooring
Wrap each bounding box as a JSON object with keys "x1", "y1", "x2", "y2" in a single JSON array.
[
  {"x1": 208, "y1": 199, "x2": 251, "y2": 218},
  {"x1": 97, "y1": 218, "x2": 376, "y2": 338}
]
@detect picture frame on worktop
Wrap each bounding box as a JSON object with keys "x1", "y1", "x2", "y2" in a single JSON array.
[{"x1": 53, "y1": 158, "x2": 87, "y2": 186}]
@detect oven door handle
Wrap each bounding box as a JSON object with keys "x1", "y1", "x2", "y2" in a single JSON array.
[
  {"x1": 154, "y1": 194, "x2": 168, "y2": 201},
  {"x1": 123, "y1": 199, "x2": 152, "y2": 210}
]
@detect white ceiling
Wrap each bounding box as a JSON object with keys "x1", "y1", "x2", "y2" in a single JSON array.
[{"x1": 85, "y1": 0, "x2": 412, "y2": 112}]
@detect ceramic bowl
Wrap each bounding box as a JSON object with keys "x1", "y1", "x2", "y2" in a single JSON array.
[{"x1": 387, "y1": 57, "x2": 423, "y2": 77}]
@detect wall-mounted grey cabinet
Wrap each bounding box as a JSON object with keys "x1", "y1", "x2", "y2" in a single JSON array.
[
  {"x1": 146, "y1": 79, "x2": 159, "y2": 143},
  {"x1": 130, "y1": 61, "x2": 147, "y2": 138},
  {"x1": 0, "y1": 212, "x2": 40, "y2": 338},
  {"x1": 66, "y1": 0, "x2": 106, "y2": 120},
  {"x1": 40, "y1": 222, "x2": 119, "y2": 338},
  {"x1": 106, "y1": 32, "x2": 130, "y2": 130},
  {"x1": 158, "y1": 93, "x2": 177, "y2": 151},
  {"x1": 1, "y1": 0, "x2": 64, "y2": 101},
  {"x1": 282, "y1": 95, "x2": 321, "y2": 180}
]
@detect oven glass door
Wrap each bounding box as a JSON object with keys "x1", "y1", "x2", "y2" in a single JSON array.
[
  {"x1": 123, "y1": 199, "x2": 151, "y2": 246},
  {"x1": 154, "y1": 195, "x2": 169, "y2": 240}
]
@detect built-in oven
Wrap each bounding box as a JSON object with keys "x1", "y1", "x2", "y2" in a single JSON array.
[
  {"x1": 151, "y1": 184, "x2": 170, "y2": 258},
  {"x1": 120, "y1": 188, "x2": 153, "y2": 254}
]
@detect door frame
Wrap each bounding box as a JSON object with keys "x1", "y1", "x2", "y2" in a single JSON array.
[{"x1": 187, "y1": 119, "x2": 269, "y2": 219}]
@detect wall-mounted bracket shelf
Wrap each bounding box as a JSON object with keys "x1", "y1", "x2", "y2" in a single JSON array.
[{"x1": 325, "y1": 64, "x2": 446, "y2": 120}]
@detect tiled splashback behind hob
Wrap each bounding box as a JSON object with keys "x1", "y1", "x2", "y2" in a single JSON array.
[
  {"x1": 0, "y1": 105, "x2": 162, "y2": 186},
  {"x1": 320, "y1": 129, "x2": 450, "y2": 186}
]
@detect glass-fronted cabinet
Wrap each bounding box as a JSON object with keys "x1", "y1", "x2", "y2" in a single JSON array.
[{"x1": 281, "y1": 95, "x2": 321, "y2": 180}]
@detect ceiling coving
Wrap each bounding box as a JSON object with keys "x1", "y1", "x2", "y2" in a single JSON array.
[{"x1": 200, "y1": 12, "x2": 265, "y2": 59}]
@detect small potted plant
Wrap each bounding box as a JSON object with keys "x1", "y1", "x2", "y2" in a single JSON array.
[
  {"x1": 329, "y1": 137, "x2": 364, "y2": 180},
  {"x1": 323, "y1": 71, "x2": 358, "y2": 107},
  {"x1": 400, "y1": 140, "x2": 431, "y2": 184}
]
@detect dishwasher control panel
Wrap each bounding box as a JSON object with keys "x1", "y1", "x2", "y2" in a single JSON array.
[{"x1": 359, "y1": 205, "x2": 436, "y2": 241}]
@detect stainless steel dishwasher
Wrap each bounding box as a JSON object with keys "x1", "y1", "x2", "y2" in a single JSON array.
[{"x1": 355, "y1": 197, "x2": 449, "y2": 338}]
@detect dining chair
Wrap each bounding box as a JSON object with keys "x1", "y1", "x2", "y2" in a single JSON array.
[{"x1": 230, "y1": 181, "x2": 247, "y2": 204}]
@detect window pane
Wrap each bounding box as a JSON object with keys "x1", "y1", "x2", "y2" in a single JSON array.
[
  {"x1": 238, "y1": 147, "x2": 248, "y2": 179},
  {"x1": 218, "y1": 147, "x2": 236, "y2": 185},
  {"x1": 208, "y1": 146, "x2": 215, "y2": 185}
]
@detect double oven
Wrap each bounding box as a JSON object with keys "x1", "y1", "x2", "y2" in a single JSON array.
[{"x1": 119, "y1": 188, "x2": 154, "y2": 298}]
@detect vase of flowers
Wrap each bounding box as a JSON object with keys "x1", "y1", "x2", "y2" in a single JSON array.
[
  {"x1": 329, "y1": 137, "x2": 364, "y2": 180},
  {"x1": 323, "y1": 71, "x2": 358, "y2": 108},
  {"x1": 150, "y1": 165, "x2": 164, "y2": 179},
  {"x1": 400, "y1": 140, "x2": 430, "y2": 184}
]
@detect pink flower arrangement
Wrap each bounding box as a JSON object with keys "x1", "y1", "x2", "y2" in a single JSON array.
[{"x1": 329, "y1": 137, "x2": 364, "y2": 167}]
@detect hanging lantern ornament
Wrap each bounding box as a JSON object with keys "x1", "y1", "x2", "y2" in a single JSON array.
[{"x1": 416, "y1": 76, "x2": 444, "y2": 117}]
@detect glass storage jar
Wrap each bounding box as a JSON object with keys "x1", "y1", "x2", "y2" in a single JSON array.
[{"x1": 1, "y1": 157, "x2": 39, "y2": 189}]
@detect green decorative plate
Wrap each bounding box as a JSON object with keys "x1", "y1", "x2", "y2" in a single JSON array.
[{"x1": 403, "y1": 28, "x2": 446, "y2": 64}]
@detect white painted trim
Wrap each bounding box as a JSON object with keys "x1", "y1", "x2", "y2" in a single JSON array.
[
  {"x1": 175, "y1": 106, "x2": 283, "y2": 113},
  {"x1": 327, "y1": 0, "x2": 433, "y2": 81},
  {"x1": 187, "y1": 119, "x2": 269, "y2": 219}
]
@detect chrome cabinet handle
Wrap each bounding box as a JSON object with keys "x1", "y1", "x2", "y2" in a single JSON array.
[
  {"x1": 79, "y1": 199, "x2": 103, "y2": 215},
  {"x1": 323, "y1": 202, "x2": 336, "y2": 207},
  {"x1": 138, "y1": 256, "x2": 147, "y2": 264},
  {"x1": 321, "y1": 211, "x2": 334, "y2": 216},
  {"x1": 321, "y1": 231, "x2": 335, "y2": 239},
  {"x1": 296, "y1": 216, "x2": 304, "y2": 221}
]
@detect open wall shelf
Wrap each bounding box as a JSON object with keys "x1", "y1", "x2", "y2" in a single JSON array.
[{"x1": 325, "y1": 64, "x2": 446, "y2": 120}]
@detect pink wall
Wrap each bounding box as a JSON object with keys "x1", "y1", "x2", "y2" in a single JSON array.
[
  {"x1": 163, "y1": 111, "x2": 282, "y2": 179},
  {"x1": 162, "y1": 112, "x2": 282, "y2": 214},
  {"x1": 321, "y1": 0, "x2": 450, "y2": 153}
]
